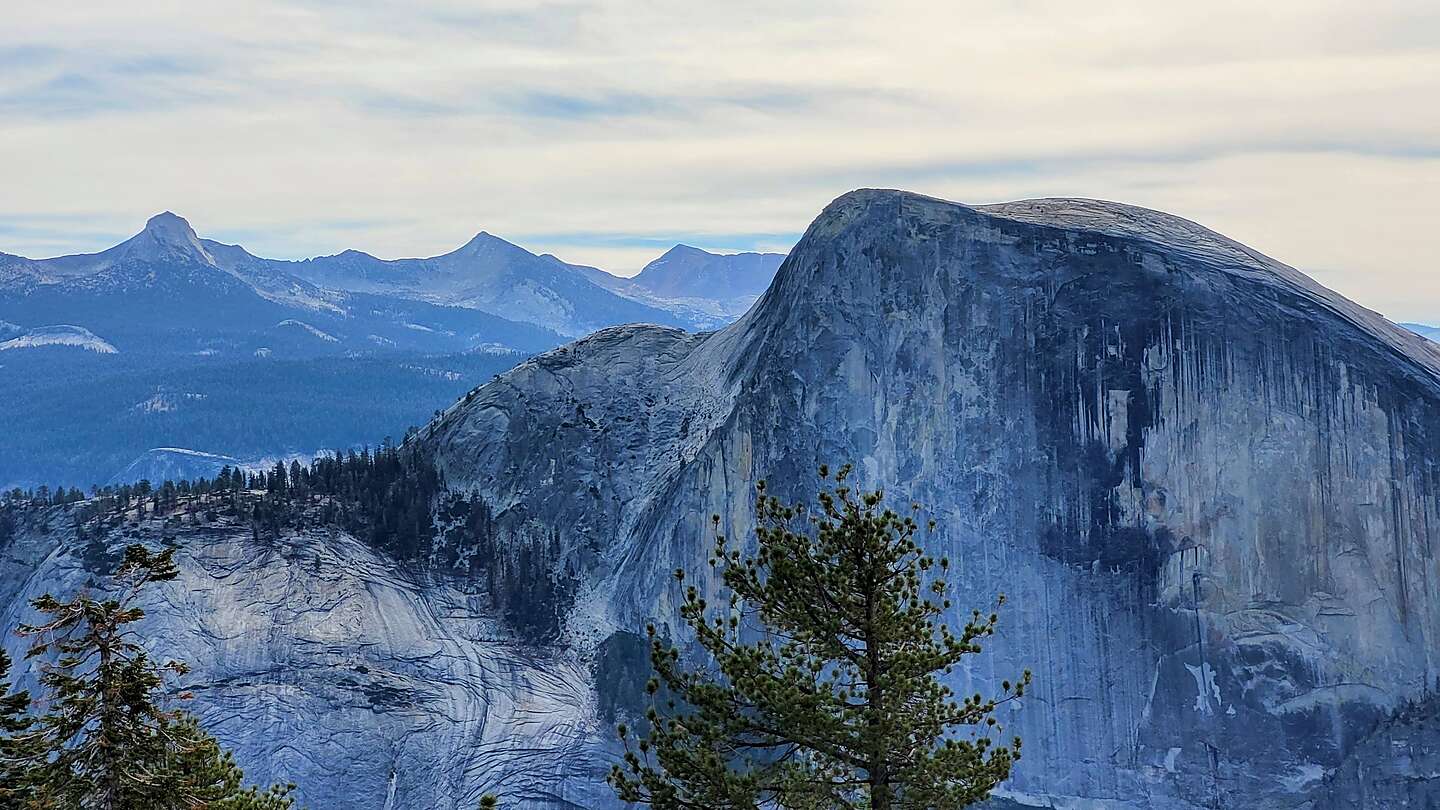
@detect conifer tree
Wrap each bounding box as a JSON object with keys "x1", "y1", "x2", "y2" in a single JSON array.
[
  {"x1": 610, "y1": 464, "x2": 1030, "y2": 809},
  {"x1": 16, "y1": 544, "x2": 296, "y2": 809},
  {"x1": 149, "y1": 715, "x2": 297, "y2": 809},
  {"x1": 0, "y1": 648, "x2": 42, "y2": 806}
]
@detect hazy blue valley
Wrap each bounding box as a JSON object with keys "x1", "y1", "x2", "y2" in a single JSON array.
[{"x1": 0, "y1": 213, "x2": 782, "y2": 490}]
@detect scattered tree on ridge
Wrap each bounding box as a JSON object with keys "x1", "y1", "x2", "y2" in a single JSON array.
[{"x1": 610, "y1": 464, "x2": 1030, "y2": 809}]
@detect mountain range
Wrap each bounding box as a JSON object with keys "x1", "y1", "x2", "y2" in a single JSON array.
[
  {"x1": 6, "y1": 189, "x2": 1438, "y2": 808},
  {"x1": 579, "y1": 243, "x2": 785, "y2": 327},
  {"x1": 0, "y1": 214, "x2": 783, "y2": 489},
  {"x1": 1401, "y1": 321, "x2": 1440, "y2": 341},
  {"x1": 0, "y1": 211, "x2": 784, "y2": 356}
]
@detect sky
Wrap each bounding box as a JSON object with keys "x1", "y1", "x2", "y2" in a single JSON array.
[{"x1": 1, "y1": 1, "x2": 1438, "y2": 318}]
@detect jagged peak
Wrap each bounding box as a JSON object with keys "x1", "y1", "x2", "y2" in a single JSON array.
[
  {"x1": 143, "y1": 210, "x2": 194, "y2": 235},
  {"x1": 658, "y1": 243, "x2": 711, "y2": 259},
  {"x1": 121, "y1": 210, "x2": 213, "y2": 265},
  {"x1": 421, "y1": 230, "x2": 541, "y2": 267},
  {"x1": 453, "y1": 230, "x2": 520, "y2": 253}
]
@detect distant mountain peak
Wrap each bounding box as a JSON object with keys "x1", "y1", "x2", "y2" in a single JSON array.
[
  {"x1": 452, "y1": 230, "x2": 518, "y2": 255},
  {"x1": 144, "y1": 210, "x2": 192, "y2": 232},
  {"x1": 629, "y1": 242, "x2": 785, "y2": 301},
  {"x1": 125, "y1": 211, "x2": 213, "y2": 264},
  {"x1": 659, "y1": 243, "x2": 709, "y2": 258}
]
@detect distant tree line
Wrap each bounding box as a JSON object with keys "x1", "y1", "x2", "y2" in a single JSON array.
[
  {"x1": 1, "y1": 442, "x2": 576, "y2": 645},
  {"x1": 4, "y1": 485, "x2": 87, "y2": 506}
]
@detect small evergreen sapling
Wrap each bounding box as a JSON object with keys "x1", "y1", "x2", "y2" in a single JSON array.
[{"x1": 610, "y1": 464, "x2": 1030, "y2": 809}]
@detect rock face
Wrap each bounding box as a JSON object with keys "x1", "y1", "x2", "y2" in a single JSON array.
[
  {"x1": 423, "y1": 190, "x2": 1440, "y2": 807},
  {"x1": 5, "y1": 189, "x2": 1439, "y2": 808},
  {"x1": 1308, "y1": 694, "x2": 1440, "y2": 808},
  {"x1": 0, "y1": 324, "x2": 119, "y2": 354},
  {"x1": 0, "y1": 507, "x2": 614, "y2": 810}
]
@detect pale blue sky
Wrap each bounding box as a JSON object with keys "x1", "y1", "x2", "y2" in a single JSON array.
[{"x1": 2, "y1": 1, "x2": 1438, "y2": 317}]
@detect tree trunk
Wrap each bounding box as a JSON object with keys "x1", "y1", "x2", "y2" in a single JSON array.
[
  {"x1": 98, "y1": 625, "x2": 118, "y2": 810},
  {"x1": 872, "y1": 764, "x2": 892, "y2": 810},
  {"x1": 865, "y1": 570, "x2": 891, "y2": 810}
]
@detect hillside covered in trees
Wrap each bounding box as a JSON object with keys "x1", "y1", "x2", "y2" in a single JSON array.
[{"x1": 2, "y1": 441, "x2": 576, "y2": 645}]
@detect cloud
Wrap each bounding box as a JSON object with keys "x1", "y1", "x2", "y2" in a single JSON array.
[
  {"x1": 0, "y1": 46, "x2": 220, "y2": 118},
  {"x1": 0, "y1": 0, "x2": 1437, "y2": 315},
  {"x1": 0, "y1": 212, "x2": 139, "y2": 258},
  {"x1": 498, "y1": 91, "x2": 672, "y2": 120},
  {"x1": 520, "y1": 232, "x2": 797, "y2": 252}
]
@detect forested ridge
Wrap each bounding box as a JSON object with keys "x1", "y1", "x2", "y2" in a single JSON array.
[{"x1": 1, "y1": 441, "x2": 577, "y2": 644}]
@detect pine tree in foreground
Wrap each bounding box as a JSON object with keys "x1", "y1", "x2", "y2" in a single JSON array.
[
  {"x1": 609, "y1": 464, "x2": 1031, "y2": 810},
  {"x1": 13, "y1": 544, "x2": 296, "y2": 810},
  {"x1": 152, "y1": 715, "x2": 298, "y2": 810}
]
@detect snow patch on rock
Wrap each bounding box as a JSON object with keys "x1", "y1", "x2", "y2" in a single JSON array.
[
  {"x1": 0, "y1": 324, "x2": 118, "y2": 354},
  {"x1": 276, "y1": 319, "x2": 339, "y2": 342}
]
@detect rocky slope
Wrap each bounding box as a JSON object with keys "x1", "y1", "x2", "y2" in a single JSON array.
[
  {"x1": 104, "y1": 447, "x2": 243, "y2": 486},
  {"x1": 5, "y1": 189, "x2": 1439, "y2": 808}
]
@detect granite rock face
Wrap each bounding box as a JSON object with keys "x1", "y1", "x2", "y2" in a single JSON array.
[
  {"x1": 1307, "y1": 695, "x2": 1440, "y2": 808},
  {"x1": 6, "y1": 189, "x2": 1439, "y2": 808},
  {"x1": 423, "y1": 190, "x2": 1440, "y2": 808},
  {"x1": 0, "y1": 507, "x2": 613, "y2": 810}
]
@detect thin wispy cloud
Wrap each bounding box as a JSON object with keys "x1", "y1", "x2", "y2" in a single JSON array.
[{"x1": 1, "y1": 0, "x2": 1436, "y2": 315}]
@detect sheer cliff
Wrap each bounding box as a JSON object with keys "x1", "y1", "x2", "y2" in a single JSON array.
[{"x1": 5, "y1": 189, "x2": 1438, "y2": 809}]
